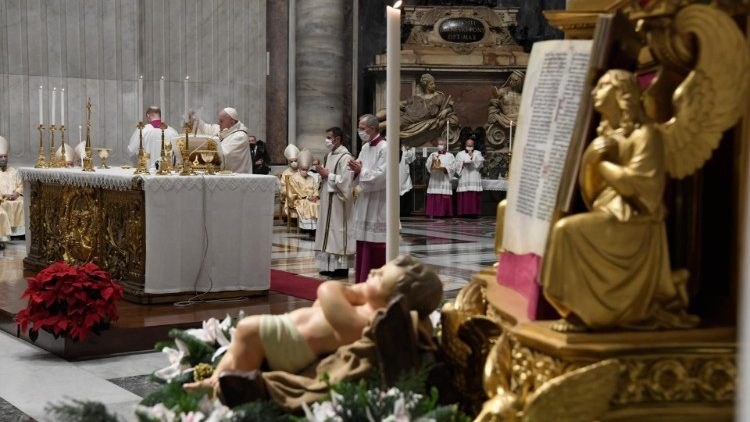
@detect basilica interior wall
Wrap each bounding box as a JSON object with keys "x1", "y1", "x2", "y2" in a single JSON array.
[{"x1": 0, "y1": 0, "x2": 266, "y2": 167}]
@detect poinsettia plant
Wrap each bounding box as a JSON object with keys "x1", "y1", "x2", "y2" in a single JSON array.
[{"x1": 16, "y1": 261, "x2": 124, "y2": 342}]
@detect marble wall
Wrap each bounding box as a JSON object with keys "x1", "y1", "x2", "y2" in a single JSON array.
[{"x1": 0, "y1": 0, "x2": 266, "y2": 166}]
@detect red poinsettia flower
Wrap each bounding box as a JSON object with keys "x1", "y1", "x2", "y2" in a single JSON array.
[{"x1": 16, "y1": 262, "x2": 124, "y2": 342}]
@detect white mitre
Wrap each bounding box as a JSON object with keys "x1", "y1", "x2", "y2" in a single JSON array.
[
  {"x1": 56, "y1": 143, "x2": 74, "y2": 163},
  {"x1": 223, "y1": 107, "x2": 239, "y2": 121},
  {"x1": 74, "y1": 142, "x2": 87, "y2": 162},
  {"x1": 284, "y1": 144, "x2": 299, "y2": 160},
  {"x1": 298, "y1": 149, "x2": 313, "y2": 169},
  {"x1": 0, "y1": 136, "x2": 8, "y2": 155}
]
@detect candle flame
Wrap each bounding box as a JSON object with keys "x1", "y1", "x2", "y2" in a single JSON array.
[{"x1": 393, "y1": 1, "x2": 402, "y2": 8}]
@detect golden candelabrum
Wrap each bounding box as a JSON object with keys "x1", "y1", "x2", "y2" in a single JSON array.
[
  {"x1": 180, "y1": 121, "x2": 196, "y2": 176},
  {"x1": 34, "y1": 124, "x2": 47, "y2": 168},
  {"x1": 156, "y1": 123, "x2": 170, "y2": 175},
  {"x1": 47, "y1": 124, "x2": 58, "y2": 168},
  {"x1": 82, "y1": 98, "x2": 95, "y2": 172},
  {"x1": 59, "y1": 125, "x2": 67, "y2": 167},
  {"x1": 134, "y1": 122, "x2": 148, "y2": 175}
]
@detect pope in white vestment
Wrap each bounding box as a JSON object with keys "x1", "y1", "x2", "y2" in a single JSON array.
[
  {"x1": 193, "y1": 107, "x2": 252, "y2": 174},
  {"x1": 351, "y1": 114, "x2": 387, "y2": 283},
  {"x1": 0, "y1": 136, "x2": 20, "y2": 238},
  {"x1": 425, "y1": 140, "x2": 455, "y2": 218},
  {"x1": 314, "y1": 127, "x2": 355, "y2": 277},
  {"x1": 127, "y1": 106, "x2": 179, "y2": 169}
]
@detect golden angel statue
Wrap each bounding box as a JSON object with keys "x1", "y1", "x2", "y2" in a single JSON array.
[{"x1": 542, "y1": 5, "x2": 749, "y2": 332}]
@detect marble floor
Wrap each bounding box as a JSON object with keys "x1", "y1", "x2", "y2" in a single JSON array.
[{"x1": 0, "y1": 216, "x2": 497, "y2": 421}]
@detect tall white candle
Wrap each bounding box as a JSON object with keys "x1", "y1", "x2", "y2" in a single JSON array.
[
  {"x1": 385, "y1": 1, "x2": 402, "y2": 261},
  {"x1": 446, "y1": 120, "x2": 450, "y2": 141},
  {"x1": 38, "y1": 86, "x2": 44, "y2": 125},
  {"x1": 184, "y1": 75, "x2": 189, "y2": 118},
  {"x1": 60, "y1": 89, "x2": 65, "y2": 126},
  {"x1": 79, "y1": 125, "x2": 82, "y2": 144},
  {"x1": 138, "y1": 75, "x2": 144, "y2": 118},
  {"x1": 159, "y1": 76, "x2": 165, "y2": 121},
  {"x1": 509, "y1": 120, "x2": 514, "y2": 151},
  {"x1": 51, "y1": 88, "x2": 57, "y2": 126}
]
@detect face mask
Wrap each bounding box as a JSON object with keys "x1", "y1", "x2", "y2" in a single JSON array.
[
  {"x1": 150, "y1": 119, "x2": 161, "y2": 128},
  {"x1": 0, "y1": 158, "x2": 7, "y2": 167},
  {"x1": 290, "y1": 161, "x2": 298, "y2": 169},
  {"x1": 358, "y1": 129, "x2": 370, "y2": 142},
  {"x1": 300, "y1": 170, "x2": 308, "y2": 177},
  {"x1": 466, "y1": 146, "x2": 474, "y2": 152},
  {"x1": 325, "y1": 138, "x2": 334, "y2": 149},
  {"x1": 437, "y1": 144, "x2": 445, "y2": 152}
]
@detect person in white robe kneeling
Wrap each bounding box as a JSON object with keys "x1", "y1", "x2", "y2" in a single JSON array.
[
  {"x1": 425, "y1": 138, "x2": 455, "y2": 218},
  {"x1": 314, "y1": 127, "x2": 355, "y2": 278},
  {"x1": 455, "y1": 138, "x2": 485, "y2": 217}
]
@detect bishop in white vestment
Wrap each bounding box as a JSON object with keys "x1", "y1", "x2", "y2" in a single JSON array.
[
  {"x1": 314, "y1": 127, "x2": 355, "y2": 277},
  {"x1": 0, "y1": 136, "x2": 20, "y2": 238},
  {"x1": 350, "y1": 114, "x2": 387, "y2": 283},
  {"x1": 127, "y1": 106, "x2": 179, "y2": 169},
  {"x1": 193, "y1": 107, "x2": 252, "y2": 174}
]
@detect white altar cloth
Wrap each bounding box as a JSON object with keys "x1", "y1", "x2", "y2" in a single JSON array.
[{"x1": 20, "y1": 168, "x2": 278, "y2": 294}]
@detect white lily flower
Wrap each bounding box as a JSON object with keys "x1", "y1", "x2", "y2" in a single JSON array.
[
  {"x1": 303, "y1": 401, "x2": 341, "y2": 422},
  {"x1": 180, "y1": 411, "x2": 205, "y2": 422},
  {"x1": 154, "y1": 338, "x2": 193, "y2": 381},
  {"x1": 135, "y1": 403, "x2": 177, "y2": 421}
]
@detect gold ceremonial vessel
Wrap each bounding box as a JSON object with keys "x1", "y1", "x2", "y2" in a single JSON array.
[
  {"x1": 96, "y1": 148, "x2": 111, "y2": 169},
  {"x1": 431, "y1": 154, "x2": 442, "y2": 170}
]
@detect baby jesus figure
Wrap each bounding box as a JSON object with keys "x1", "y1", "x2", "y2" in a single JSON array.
[{"x1": 185, "y1": 255, "x2": 443, "y2": 395}]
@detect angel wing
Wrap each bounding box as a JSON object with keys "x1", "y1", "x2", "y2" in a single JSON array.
[
  {"x1": 658, "y1": 4, "x2": 750, "y2": 179},
  {"x1": 523, "y1": 359, "x2": 620, "y2": 422}
]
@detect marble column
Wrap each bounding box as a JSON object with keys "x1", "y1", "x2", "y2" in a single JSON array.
[{"x1": 295, "y1": 0, "x2": 346, "y2": 159}]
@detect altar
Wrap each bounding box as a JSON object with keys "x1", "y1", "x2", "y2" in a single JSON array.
[{"x1": 20, "y1": 168, "x2": 278, "y2": 304}]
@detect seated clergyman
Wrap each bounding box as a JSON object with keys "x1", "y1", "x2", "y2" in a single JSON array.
[{"x1": 185, "y1": 255, "x2": 443, "y2": 393}]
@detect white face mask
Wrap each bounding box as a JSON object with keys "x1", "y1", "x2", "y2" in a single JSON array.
[
  {"x1": 437, "y1": 144, "x2": 445, "y2": 152},
  {"x1": 466, "y1": 146, "x2": 474, "y2": 152},
  {"x1": 300, "y1": 170, "x2": 308, "y2": 177},
  {"x1": 290, "y1": 161, "x2": 298, "y2": 169},
  {"x1": 358, "y1": 129, "x2": 370, "y2": 142},
  {"x1": 324, "y1": 138, "x2": 334, "y2": 149}
]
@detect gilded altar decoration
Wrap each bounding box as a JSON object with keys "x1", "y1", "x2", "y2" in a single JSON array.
[
  {"x1": 16, "y1": 261, "x2": 124, "y2": 342},
  {"x1": 24, "y1": 181, "x2": 145, "y2": 296}
]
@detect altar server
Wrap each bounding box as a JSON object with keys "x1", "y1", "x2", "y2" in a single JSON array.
[
  {"x1": 127, "y1": 106, "x2": 179, "y2": 169},
  {"x1": 279, "y1": 144, "x2": 300, "y2": 220},
  {"x1": 455, "y1": 138, "x2": 485, "y2": 217},
  {"x1": 349, "y1": 114, "x2": 387, "y2": 283},
  {"x1": 425, "y1": 138, "x2": 455, "y2": 218},
  {"x1": 192, "y1": 107, "x2": 252, "y2": 173},
  {"x1": 314, "y1": 127, "x2": 355, "y2": 278},
  {"x1": 0, "y1": 136, "x2": 21, "y2": 239},
  {"x1": 287, "y1": 149, "x2": 320, "y2": 233}
]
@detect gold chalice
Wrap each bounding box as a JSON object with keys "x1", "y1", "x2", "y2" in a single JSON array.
[
  {"x1": 198, "y1": 150, "x2": 216, "y2": 175},
  {"x1": 96, "y1": 148, "x2": 111, "y2": 169}
]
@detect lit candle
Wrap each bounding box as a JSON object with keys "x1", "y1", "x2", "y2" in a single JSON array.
[
  {"x1": 422, "y1": 147, "x2": 427, "y2": 157},
  {"x1": 60, "y1": 88, "x2": 65, "y2": 126},
  {"x1": 509, "y1": 120, "x2": 513, "y2": 152},
  {"x1": 51, "y1": 87, "x2": 56, "y2": 126},
  {"x1": 184, "y1": 75, "x2": 189, "y2": 118},
  {"x1": 138, "y1": 75, "x2": 144, "y2": 118},
  {"x1": 159, "y1": 75, "x2": 165, "y2": 121},
  {"x1": 385, "y1": 1, "x2": 402, "y2": 261},
  {"x1": 38, "y1": 85, "x2": 44, "y2": 125}
]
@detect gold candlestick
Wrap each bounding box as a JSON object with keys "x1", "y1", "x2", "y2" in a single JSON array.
[
  {"x1": 59, "y1": 125, "x2": 67, "y2": 167},
  {"x1": 179, "y1": 121, "x2": 196, "y2": 176},
  {"x1": 82, "y1": 98, "x2": 95, "y2": 172},
  {"x1": 156, "y1": 123, "x2": 170, "y2": 175},
  {"x1": 48, "y1": 124, "x2": 57, "y2": 167},
  {"x1": 134, "y1": 121, "x2": 148, "y2": 175},
  {"x1": 34, "y1": 124, "x2": 47, "y2": 168}
]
